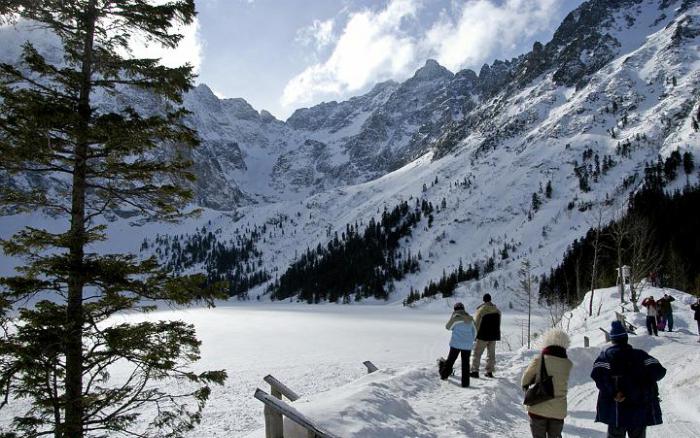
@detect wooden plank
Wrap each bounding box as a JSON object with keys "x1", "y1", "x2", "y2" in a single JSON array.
[
  {"x1": 614, "y1": 311, "x2": 637, "y2": 333},
  {"x1": 264, "y1": 375, "x2": 301, "y2": 402},
  {"x1": 254, "y1": 389, "x2": 339, "y2": 438},
  {"x1": 363, "y1": 360, "x2": 378, "y2": 374}
]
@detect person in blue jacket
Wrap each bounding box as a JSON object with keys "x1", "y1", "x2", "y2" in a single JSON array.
[
  {"x1": 591, "y1": 321, "x2": 666, "y2": 438},
  {"x1": 440, "y1": 302, "x2": 476, "y2": 387}
]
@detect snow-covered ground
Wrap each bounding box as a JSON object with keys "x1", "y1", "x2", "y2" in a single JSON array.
[
  {"x1": 230, "y1": 286, "x2": 699, "y2": 438},
  {"x1": 104, "y1": 298, "x2": 544, "y2": 437}
]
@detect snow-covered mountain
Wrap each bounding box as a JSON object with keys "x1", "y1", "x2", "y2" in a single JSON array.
[
  {"x1": 179, "y1": 58, "x2": 478, "y2": 208},
  {"x1": 172, "y1": 0, "x2": 699, "y2": 212},
  {"x1": 1, "y1": 0, "x2": 699, "y2": 302},
  {"x1": 170, "y1": 0, "x2": 699, "y2": 300}
]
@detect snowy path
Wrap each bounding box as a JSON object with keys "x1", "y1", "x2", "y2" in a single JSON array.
[{"x1": 267, "y1": 287, "x2": 700, "y2": 438}]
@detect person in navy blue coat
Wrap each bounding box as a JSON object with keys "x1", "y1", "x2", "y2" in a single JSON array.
[
  {"x1": 440, "y1": 302, "x2": 476, "y2": 387},
  {"x1": 591, "y1": 321, "x2": 666, "y2": 438}
]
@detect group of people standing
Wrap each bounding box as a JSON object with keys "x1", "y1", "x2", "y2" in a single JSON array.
[
  {"x1": 641, "y1": 293, "x2": 675, "y2": 335},
  {"x1": 439, "y1": 293, "x2": 501, "y2": 388},
  {"x1": 438, "y1": 291, "x2": 700, "y2": 438},
  {"x1": 641, "y1": 292, "x2": 700, "y2": 341}
]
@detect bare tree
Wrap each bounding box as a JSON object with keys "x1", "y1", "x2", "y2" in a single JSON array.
[
  {"x1": 606, "y1": 213, "x2": 632, "y2": 304},
  {"x1": 588, "y1": 208, "x2": 605, "y2": 316},
  {"x1": 547, "y1": 298, "x2": 568, "y2": 328},
  {"x1": 628, "y1": 216, "x2": 662, "y2": 312},
  {"x1": 516, "y1": 259, "x2": 534, "y2": 348}
]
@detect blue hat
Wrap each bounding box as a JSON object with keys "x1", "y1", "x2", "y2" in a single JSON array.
[{"x1": 610, "y1": 320, "x2": 628, "y2": 341}]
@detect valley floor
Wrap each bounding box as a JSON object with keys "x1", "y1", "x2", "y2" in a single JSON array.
[
  {"x1": 2, "y1": 287, "x2": 697, "y2": 437},
  {"x1": 111, "y1": 297, "x2": 545, "y2": 437}
]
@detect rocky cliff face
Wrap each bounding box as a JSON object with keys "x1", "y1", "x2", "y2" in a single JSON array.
[
  {"x1": 1, "y1": 0, "x2": 698, "y2": 213},
  {"x1": 180, "y1": 0, "x2": 700, "y2": 210}
]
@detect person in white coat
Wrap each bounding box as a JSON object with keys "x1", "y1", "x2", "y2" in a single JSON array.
[
  {"x1": 521, "y1": 328, "x2": 573, "y2": 438},
  {"x1": 440, "y1": 302, "x2": 476, "y2": 387}
]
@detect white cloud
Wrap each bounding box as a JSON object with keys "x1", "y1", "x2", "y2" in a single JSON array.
[
  {"x1": 282, "y1": 0, "x2": 419, "y2": 108},
  {"x1": 425, "y1": 0, "x2": 560, "y2": 72},
  {"x1": 281, "y1": 0, "x2": 566, "y2": 111},
  {"x1": 128, "y1": 17, "x2": 204, "y2": 73},
  {"x1": 296, "y1": 18, "x2": 336, "y2": 50}
]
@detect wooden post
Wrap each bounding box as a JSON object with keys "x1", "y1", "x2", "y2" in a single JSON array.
[
  {"x1": 363, "y1": 360, "x2": 378, "y2": 374},
  {"x1": 599, "y1": 328, "x2": 610, "y2": 342},
  {"x1": 261, "y1": 375, "x2": 300, "y2": 438},
  {"x1": 584, "y1": 336, "x2": 590, "y2": 348},
  {"x1": 264, "y1": 403, "x2": 284, "y2": 438}
]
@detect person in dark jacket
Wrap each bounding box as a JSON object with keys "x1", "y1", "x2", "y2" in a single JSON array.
[
  {"x1": 470, "y1": 293, "x2": 501, "y2": 378},
  {"x1": 440, "y1": 302, "x2": 476, "y2": 387},
  {"x1": 691, "y1": 297, "x2": 700, "y2": 342},
  {"x1": 657, "y1": 293, "x2": 675, "y2": 332},
  {"x1": 591, "y1": 321, "x2": 666, "y2": 438}
]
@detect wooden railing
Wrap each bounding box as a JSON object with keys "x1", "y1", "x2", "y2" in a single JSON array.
[
  {"x1": 254, "y1": 388, "x2": 338, "y2": 438},
  {"x1": 264, "y1": 374, "x2": 300, "y2": 402},
  {"x1": 255, "y1": 361, "x2": 379, "y2": 437}
]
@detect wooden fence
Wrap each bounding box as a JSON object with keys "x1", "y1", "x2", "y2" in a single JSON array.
[{"x1": 255, "y1": 361, "x2": 379, "y2": 437}]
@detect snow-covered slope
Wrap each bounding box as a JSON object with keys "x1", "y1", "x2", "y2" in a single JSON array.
[
  {"x1": 244, "y1": 286, "x2": 700, "y2": 438},
  {"x1": 120, "y1": 0, "x2": 698, "y2": 308},
  {"x1": 3, "y1": 0, "x2": 699, "y2": 305}
]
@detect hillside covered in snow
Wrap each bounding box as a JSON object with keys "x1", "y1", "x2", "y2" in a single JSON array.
[{"x1": 1, "y1": 0, "x2": 699, "y2": 307}]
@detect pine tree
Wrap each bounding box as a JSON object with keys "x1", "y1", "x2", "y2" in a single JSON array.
[
  {"x1": 683, "y1": 151, "x2": 694, "y2": 183},
  {"x1": 0, "y1": 2, "x2": 227, "y2": 437}
]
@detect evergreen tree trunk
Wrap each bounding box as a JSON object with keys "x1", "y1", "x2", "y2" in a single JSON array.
[{"x1": 64, "y1": 3, "x2": 96, "y2": 436}]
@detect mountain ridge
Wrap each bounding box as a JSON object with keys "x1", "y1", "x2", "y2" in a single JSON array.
[{"x1": 1, "y1": 0, "x2": 699, "y2": 305}]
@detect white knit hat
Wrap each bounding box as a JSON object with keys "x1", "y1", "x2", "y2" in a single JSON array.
[{"x1": 539, "y1": 328, "x2": 570, "y2": 349}]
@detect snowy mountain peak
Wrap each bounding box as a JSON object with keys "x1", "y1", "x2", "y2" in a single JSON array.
[
  {"x1": 411, "y1": 59, "x2": 454, "y2": 82},
  {"x1": 221, "y1": 97, "x2": 264, "y2": 122}
]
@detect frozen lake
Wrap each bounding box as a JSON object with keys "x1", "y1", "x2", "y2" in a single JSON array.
[{"x1": 113, "y1": 302, "x2": 536, "y2": 437}]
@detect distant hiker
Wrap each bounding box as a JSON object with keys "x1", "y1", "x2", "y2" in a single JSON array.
[
  {"x1": 657, "y1": 293, "x2": 675, "y2": 332},
  {"x1": 691, "y1": 297, "x2": 700, "y2": 342},
  {"x1": 521, "y1": 329, "x2": 573, "y2": 438},
  {"x1": 470, "y1": 293, "x2": 501, "y2": 378},
  {"x1": 591, "y1": 321, "x2": 666, "y2": 438},
  {"x1": 440, "y1": 302, "x2": 476, "y2": 387},
  {"x1": 641, "y1": 296, "x2": 658, "y2": 336}
]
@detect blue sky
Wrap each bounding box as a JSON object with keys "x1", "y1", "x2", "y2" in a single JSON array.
[{"x1": 171, "y1": 0, "x2": 584, "y2": 119}]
